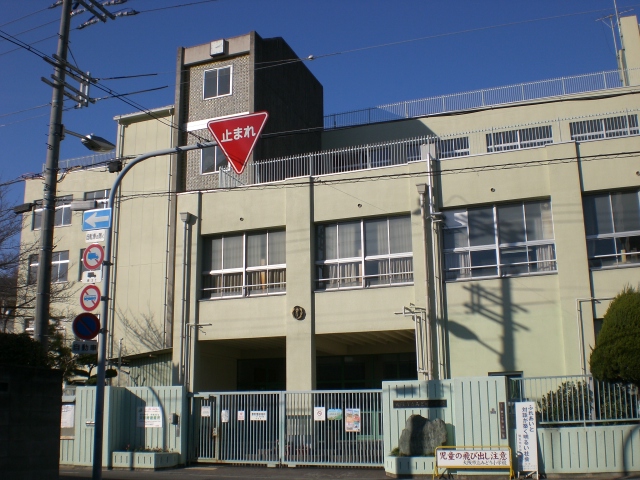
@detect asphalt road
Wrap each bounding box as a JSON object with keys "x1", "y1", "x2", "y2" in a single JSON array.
[
  {"x1": 59, "y1": 465, "x2": 640, "y2": 480},
  {"x1": 60, "y1": 465, "x2": 389, "y2": 480}
]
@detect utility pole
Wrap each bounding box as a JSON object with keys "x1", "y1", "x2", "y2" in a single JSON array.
[{"x1": 34, "y1": 0, "x2": 73, "y2": 347}]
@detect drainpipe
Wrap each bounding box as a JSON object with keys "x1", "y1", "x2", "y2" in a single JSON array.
[
  {"x1": 576, "y1": 297, "x2": 614, "y2": 375},
  {"x1": 178, "y1": 212, "x2": 193, "y2": 385},
  {"x1": 417, "y1": 144, "x2": 439, "y2": 380}
]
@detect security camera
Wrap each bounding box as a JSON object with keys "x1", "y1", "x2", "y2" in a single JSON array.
[{"x1": 80, "y1": 134, "x2": 116, "y2": 152}]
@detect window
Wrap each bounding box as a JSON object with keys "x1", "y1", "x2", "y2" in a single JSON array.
[
  {"x1": 32, "y1": 195, "x2": 72, "y2": 230},
  {"x1": 486, "y1": 126, "x2": 553, "y2": 152},
  {"x1": 27, "y1": 251, "x2": 69, "y2": 284},
  {"x1": 28, "y1": 254, "x2": 39, "y2": 285},
  {"x1": 201, "y1": 145, "x2": 228, "y2": 174},
  {"x1": 583, "y1": 190, "x2": 640, "y2": 268},
  {"x1": 443, "y1": 200, "x2": 556, "y2": 280},
  {"x1": 203, "y1": 66, "x2": 232, "y2": 99},
  {"x1": 202, "y1": 230, "x2": 286, "y2": 299},
  {"x1": 84, "y1": 189, "x2": 110, "y2": 208},
  {"x1": 315, "y1": 216, "x2": 413, "y2": 290},
  {"x1": 570, "y1": 114, "x2": 639, "y2": 142},
  {"x1": 437, "y1": 136, "x2": 470, "y2": 158}
]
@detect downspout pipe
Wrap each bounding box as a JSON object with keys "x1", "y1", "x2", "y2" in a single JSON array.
[
  {"x1": 178, "y1": 212, "x2": 193, "y2": 385},
  {"x1": 417, "y1": 183, "x2": 436, "y2": 381}
]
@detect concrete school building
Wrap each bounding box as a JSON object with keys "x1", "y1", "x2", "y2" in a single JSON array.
[{"x1": 16, "y1": 16, "x2": 640, "y2": 392}]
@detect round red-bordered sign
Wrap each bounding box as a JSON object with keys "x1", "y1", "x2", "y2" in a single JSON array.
[
  {"x1": 82, "y1": 243, "x2": 104, "y2": 271},
  {"x1": 72, "y1": 312, "x2": 101, "y2": 341},
  {"x1": 80, "y1": 284, "x2": 101, "y2": 312}
]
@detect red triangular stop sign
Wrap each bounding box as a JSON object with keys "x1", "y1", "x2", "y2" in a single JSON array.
[{"x1": 207, "y1": 111, "x2": 269, "y2": 175}]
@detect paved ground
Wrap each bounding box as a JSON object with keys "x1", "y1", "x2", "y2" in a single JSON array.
[
  {"x1": 59, "y1": 465, "x2": 640, "y2": 480},
  {"x1": 60, "y1": 465, "x2": 389, "y2": 480}
]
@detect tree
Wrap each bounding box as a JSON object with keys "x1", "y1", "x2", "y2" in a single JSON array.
[{"x1": 589, "y1": 286, "x2": 640, "y2": 387}]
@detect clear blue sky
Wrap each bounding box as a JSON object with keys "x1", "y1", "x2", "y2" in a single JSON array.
[{"x1": 0, "y1": 0, "x2": 636, "y2": 205}]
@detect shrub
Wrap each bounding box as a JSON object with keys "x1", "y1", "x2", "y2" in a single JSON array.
[
  {"x1": 0, "y1": 332, "x2": 50, "y2": 368},
  {"x1": 590, "y1": 287, "x2": 640, "y2": 387}
]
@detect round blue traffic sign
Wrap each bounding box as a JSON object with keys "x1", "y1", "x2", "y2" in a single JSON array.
[{"x1": 72, "y1": 312, "x2": 101, "y2": 341}]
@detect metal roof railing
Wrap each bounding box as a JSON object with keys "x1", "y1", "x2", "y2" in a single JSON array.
[{"x1": 324, "y1": 68, "x2": 637, "y2": 130}]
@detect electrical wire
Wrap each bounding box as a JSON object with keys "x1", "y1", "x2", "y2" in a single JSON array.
[{"x1": 0, "y1": 6, "x2": 52, "y2": 29}]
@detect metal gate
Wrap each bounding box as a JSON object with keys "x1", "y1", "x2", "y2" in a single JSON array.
[{"x1": 190, "y1": 390, "x2": 383, "y2": 467}]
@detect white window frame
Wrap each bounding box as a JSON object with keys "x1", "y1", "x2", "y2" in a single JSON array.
[
  {"x1": 315, "y1": 216, "x2": 414, "y2": 291},
  {"x1": 32, "y1": 195, "x2": 72, "y2": 230},
  {"x1": 583, "y1": 190, "x2": 640, "y2": 269},
  {"x1": 51, "y1": 251, "x2": 69, "y2": 283},
  {"x1": 201, "y1": 230, "x2": 286, "y2": 299},
  {"x1": 443, "y1": 201, "x2": 557, "y2": 281},
  {"x1": 200, "y1": 145, "x2": 229, "y2": 174},
  {"x1": 203, "y1": 65, "x2": 233, "y2": 100},
  {"x1": 569, "y1": 114, "x2": 639, "y2": 142},
  {"x1": 437, "y1": 136, "x2": 470, "y2": 159},
  {"x1": 28, "y1": 251, "x2": 69, "y2": 284},
  {"x1": 486, "y1": 126, "x2": 553, "y2": 152},
  {"x1": 84, "y1": 189, "x2": 110, "y2": 208}
]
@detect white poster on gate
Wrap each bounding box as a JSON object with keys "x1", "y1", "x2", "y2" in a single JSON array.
[{"x1": 515, "y1": 401, "x2": 538, "y2": 473}]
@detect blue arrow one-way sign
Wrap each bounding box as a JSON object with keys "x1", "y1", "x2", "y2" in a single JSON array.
[{"x1": 82, "y1": 208, "x2": 112, "y2": 231}]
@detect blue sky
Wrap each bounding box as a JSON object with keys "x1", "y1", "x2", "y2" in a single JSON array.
[{"x1": 0, "y1": 0, "x2": 636, "y2": 204}]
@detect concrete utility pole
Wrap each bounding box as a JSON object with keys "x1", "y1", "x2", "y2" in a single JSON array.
[{"x1": 34, "y1": 0, "x2": 73, "y2": 347}]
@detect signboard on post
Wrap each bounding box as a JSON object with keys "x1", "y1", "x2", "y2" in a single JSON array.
[
  {"x1": 72, "y1": 312, "x2": 101, "y2": 341},
  {"x1": 80, "y1": 284, "x2": 101, "y2": 312},
  {"x1": 207, "y1": 111, "x2": 268, "y2": 175},
  {"x1": 82, "y1": 243, "x2": 104, "y2": 271},
  {"x1": 516, "y1": 402, "x2": 538, "y2": 475},
  {"x1": 72, "y1": 339, "x2": 98, "y2": 354},
  {"x1": 82, "y1": 208, "x2": 111, "y2": 231}
]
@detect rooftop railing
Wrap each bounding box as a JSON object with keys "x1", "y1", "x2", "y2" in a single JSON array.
[{"x1": 324, "y1": 68, "x2": 637, "y2": 130}]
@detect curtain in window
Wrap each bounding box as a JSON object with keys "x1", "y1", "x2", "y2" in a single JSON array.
[
  {"x1": 390, "y1": 257, "x2": 413, "y2": 283},
  {"x1": 525, "y1": 201, "x2": 554, "y2": 240},
  {"x1": 268, "y1": 231, "x2": 286, "y2": 265},
  {"x1": 389, "y1": 216, "x2": 412, "y2": 253},
  {"x1": 338, "y1": 222, "x2": 361, "y2": 258},
  {"x1": 247, "y1": 233, "x2": 267, "y2": 267},
  {"x1": 365, "y1": 219, "x2": 388, "y2": 256},
  {"x1": 223, "y1": 236, "x2": 243, "y2": 268},
  {"x1": 532, "y1": 244, "x2": 555, "y2": 272}
]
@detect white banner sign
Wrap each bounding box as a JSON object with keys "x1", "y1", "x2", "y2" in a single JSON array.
[
  {"x1": 515, "y1": 401, "x2": 538, "y2": 473},
  {"x1": 201, "y1": 405, "x2": 211, "y2": 417},
  {"x1": 437, "y1": 449, "x2": 511, "y2": 467},
  {"x1": 85, "y1": 229, "x2": 106, "y2": 243},
  {"x1": 61, "y1": 404, "x2": 75, "y2": 429},
  {"x1": 136, "y1": 406, "x2": 163, "y2": 428},
  {"x1": 221, "y1": 410, "x2": 229, "y2": 423},
  {"x1": 250, "y1": 410, "x2": 267, "y2": 421},
  {"x1": 237, "y1": 410, "x2": 245, "y2": 421}
]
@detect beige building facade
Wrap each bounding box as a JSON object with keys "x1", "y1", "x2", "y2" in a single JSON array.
[{"x1": 16, "y1": 19, "x2": 640, "y2": 391}]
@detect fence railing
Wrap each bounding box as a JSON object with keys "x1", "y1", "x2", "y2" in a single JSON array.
[
  {"x1": 509, "y1": 375, "x2": 640, "y2": 426},
  {"x1": 190, "y1": 390, "x2": 384, "y2": 467},
  {"x1": 324, "y1": 68, "x2": 637, "y2": 129}
]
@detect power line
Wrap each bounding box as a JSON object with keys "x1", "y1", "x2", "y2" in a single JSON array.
[{"x1": 0, "y1": 6, "x2": 52, "y2": 29}]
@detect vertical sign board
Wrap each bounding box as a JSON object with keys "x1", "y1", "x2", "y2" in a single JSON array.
[{"x1": 515, "y1": 402, "x2": 538, "y2": 475}]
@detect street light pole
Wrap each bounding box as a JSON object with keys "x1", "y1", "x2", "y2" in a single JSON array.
[
  {"x1": 34, "y1": 0, "x2": 73, "y2": 346},
  {"x1": 91, "y1": 142, "x2": 215, "y2": 480}
]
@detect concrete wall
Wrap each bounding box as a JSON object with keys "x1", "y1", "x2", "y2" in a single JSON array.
[{"x1": 0, "y1": 366, "x2": 62, "y2": 480}]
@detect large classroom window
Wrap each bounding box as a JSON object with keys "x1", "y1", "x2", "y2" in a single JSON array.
[
  {"x1": 443, "y1": 200, "x2": 556, "y2": 280},
  {"x1": 316, "y1": 216, "x2": 413, "y2": 290},
  {"x1": 201, "y1": 229, "x2": 286, "y2": 299},
  {"x1": 583, "y1": 190, "x2": 640, "y2": 268}
]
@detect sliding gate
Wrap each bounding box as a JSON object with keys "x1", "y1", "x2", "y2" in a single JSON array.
[{"x1": 190, "y1": 390, "x2": 383, "y2": 467}]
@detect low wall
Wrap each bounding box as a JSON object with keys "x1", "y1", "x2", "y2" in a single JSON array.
[
  {"x1": 538, "y1": 424, "x2": 640, "y2": 474},
  {"x1": 0, "y1": 365, "x2": 62, "y2": 480}
]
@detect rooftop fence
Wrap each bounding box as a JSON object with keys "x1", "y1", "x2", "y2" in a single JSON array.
[{"x1": 324, "y1": 68, "x2": 636, "y2": 129}]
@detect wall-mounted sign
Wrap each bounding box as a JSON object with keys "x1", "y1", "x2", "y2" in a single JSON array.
[
  {"x1": 345, "y1": 408, "x2": 360, "y2": 432},
  {"x1": 314, "y1": 407, "x2": 326, "y2": 421},
  {"x1": 327, "y1": 409, "x2": 342, "y2": 421},
  {"x1": 137, "y1": 406, "x2": 162, "y2": 428},
  {"x1": 201, "y1": 405, "x2": 211, "y2": 417},
  {"x1": 237, "y1": 410, "x2": 245, "y2": 421},
  {"x1": 250, "y1": 411, "x2": 267, "y2": 421}
]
